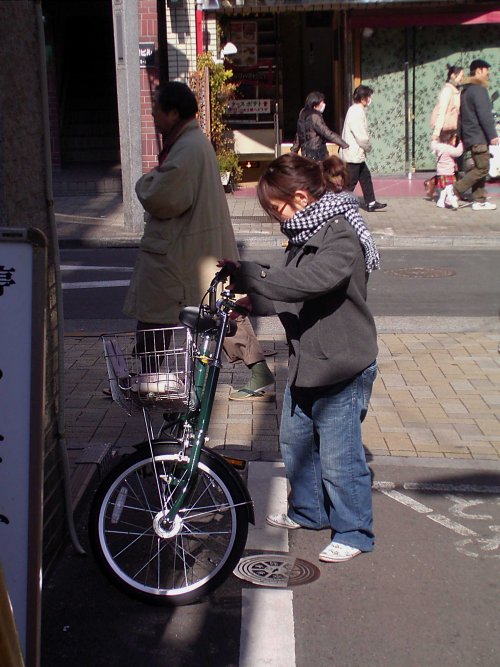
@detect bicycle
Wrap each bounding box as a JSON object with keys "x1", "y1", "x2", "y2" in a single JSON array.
[{"x1": 88, "y1": 268, "x2": 255, "y2": 606}]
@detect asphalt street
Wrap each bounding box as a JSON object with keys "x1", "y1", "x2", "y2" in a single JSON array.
[
  {"x1": 41, "y1": 459, "x2": 500, "y2": 667},
  {"x1": 60, "y1": 247, "x2": 500, "y2": 330},
  {"x1": 39, "y1": 244, "x2": 500, "y2": 666}
]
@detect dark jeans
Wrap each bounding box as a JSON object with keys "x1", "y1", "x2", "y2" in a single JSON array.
[
  {"x1": 346, "y1": 162, "x2": 375, "y2": 206},
  {"x1": 280, "y1": 361, "x2": 378, "y2": 552},
  {"x1": 454, "y1": 144, "x2": 490, "y2": 202}
]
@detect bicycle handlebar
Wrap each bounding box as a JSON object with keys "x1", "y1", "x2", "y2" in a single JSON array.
[{"x1": 210, "y1": 262, "x2": 239, "y2": 288}]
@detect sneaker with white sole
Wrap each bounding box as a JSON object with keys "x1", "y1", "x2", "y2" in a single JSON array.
[
  {"x1": 319, "y1": 541, "x2": 361, "y2": 563},
  {"x1": 266, "y1": 513, "x2": 302, "y2": 529},
  {"x1": 436, "y1": 192, "x2": 446, "y2": 208},
  {"x1": 472, "y1": 201, "x2": 497, "y2": 211},
  {"x1": 444, "y1": 184, "x2": 459, "y2": 209}
]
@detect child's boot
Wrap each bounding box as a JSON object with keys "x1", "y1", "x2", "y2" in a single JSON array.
[{"x1": 436, "y1": 189, "x2": 446, "y2": 208}]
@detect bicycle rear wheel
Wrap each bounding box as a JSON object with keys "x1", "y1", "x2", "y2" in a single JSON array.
[{"x1": 89, "y1": 443, "x2": 250, "y2": 605}]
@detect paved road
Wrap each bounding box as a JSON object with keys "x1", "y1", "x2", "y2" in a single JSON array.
[
  {"x1": 60, "y1": 247, "x2": 500, "y2": 330},
  {"x1": 41, "y1": 459, "x2": 500, "y2": 667},
  {"x1": 44, "y1": 246, "x2": 500, "y2": 665}
]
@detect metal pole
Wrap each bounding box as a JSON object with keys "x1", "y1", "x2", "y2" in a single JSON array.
[{"x1": 404, "y1": 28, "x2": 410, "y2": 178}]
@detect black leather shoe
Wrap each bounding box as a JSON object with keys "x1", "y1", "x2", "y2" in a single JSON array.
[{"x1": 367, "y1": 201, "x2": 387, "y2": 212}]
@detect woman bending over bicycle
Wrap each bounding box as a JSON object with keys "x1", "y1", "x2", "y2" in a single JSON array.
[{"x1": 220, "y1": 153, "x2": 380, "y2": 563}]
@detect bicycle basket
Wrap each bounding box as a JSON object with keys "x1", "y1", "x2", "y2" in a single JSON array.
[{"x1": 102, "y1": 326, "x2": 192, "y2": 414}]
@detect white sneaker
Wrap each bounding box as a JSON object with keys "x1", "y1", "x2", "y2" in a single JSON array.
[
  {"x1": 266, "y1": 513, "x2": 302, "y2": 529},
  {"x1": 319, "y1": 541, "x2": 362, "y2": 563},
  {"x1": 472, "y1": 201, "x2": 497, "y2": 211},
  {"x1": 444, "y1": 184, "x2": 459, "y2": 209}
]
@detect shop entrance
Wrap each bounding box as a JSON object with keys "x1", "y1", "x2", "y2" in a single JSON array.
[{"x1": 220, "y1": 11, "x2": 345, "y2": 170}]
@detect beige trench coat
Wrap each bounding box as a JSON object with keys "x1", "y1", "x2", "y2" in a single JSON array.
[{"x1": 123, "y1": 119, "x2": 238, "y2": 323}]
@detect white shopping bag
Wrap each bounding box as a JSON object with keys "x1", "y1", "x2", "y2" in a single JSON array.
[{"x1": 489, "y1": 144, "x2": 500, "y2": 178}]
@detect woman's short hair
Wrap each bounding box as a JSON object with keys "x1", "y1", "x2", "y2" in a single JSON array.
[
  {"x1": 257, "y1": 153, "x2": 348, "y2": 221},
  {"x1": 304, "y1": 91, "x2": 325, "y2": 109},
  {"x1": 353, "y1": 85, "x2": 374, "y2": 103},
  {"x1": 156, "y1": 81, "x2": 198, "y2": 119}
]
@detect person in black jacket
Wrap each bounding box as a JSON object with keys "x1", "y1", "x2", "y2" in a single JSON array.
[
  {"x1": 444, "y1": 59, "x2": 499, "y2": 211},
  {"x1": 291, "y1": 91, "x2": 348, "y2": 161},
  {"x1": 219, "y1": 153, "x2": 379, "y2": 563}
]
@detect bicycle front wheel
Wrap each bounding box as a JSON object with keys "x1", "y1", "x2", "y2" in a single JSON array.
[{"x1": 89, "y1": 444, "x2": 249, "y2": 605}]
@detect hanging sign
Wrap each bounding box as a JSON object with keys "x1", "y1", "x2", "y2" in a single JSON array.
[{"x1": 227, "y1": 99, "x2": 271, "y2": 115}]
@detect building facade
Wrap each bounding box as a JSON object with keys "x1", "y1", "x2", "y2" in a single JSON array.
[{"x1": 42, "y1": 0, "x2": 499, "y2": 228}]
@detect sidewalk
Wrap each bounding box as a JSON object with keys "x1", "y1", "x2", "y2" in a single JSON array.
[
  {"x1": 55, "y1": 174, "x2": 500, "y2": 249},
  {"x1": 56, "y1": 178, "x2": 500, "y2": 510}
]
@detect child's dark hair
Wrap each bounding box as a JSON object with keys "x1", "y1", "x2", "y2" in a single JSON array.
[
  {"x1": 257, "y1": 153, "x2": 349, "y2": 221},
  {"x1": 439, "y1": 129, "x2": 456, "y2": 144}
]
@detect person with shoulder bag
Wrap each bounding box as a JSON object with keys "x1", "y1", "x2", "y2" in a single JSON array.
[
  {"x1": 443, "y1": 59, "x2": 499, "y2": 211},
  {"x1": 291, "y1": 91, "x2": 348, "y2": 161},
  {"x1": 426, "y1": 64, "x2": 463, "y2": 198}
]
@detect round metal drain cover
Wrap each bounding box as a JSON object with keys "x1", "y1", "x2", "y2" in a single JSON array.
[
  {"x1": 234, "y1": 554, "x2": 320, "y2": 588},
  {"x1": 384, "y1": 267, "x2": 456, "y2": 278}
]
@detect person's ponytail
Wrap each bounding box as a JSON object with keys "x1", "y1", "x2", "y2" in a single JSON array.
[{"x1": 321, "y1": 155, "x2": 349, "y2": 192}]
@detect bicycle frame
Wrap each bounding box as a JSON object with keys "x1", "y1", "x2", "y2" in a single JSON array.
[{"x1": 146, "y1": 285, "x2": 238, "y2": 523}]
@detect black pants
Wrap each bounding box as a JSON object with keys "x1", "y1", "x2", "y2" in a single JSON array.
[{"x1": 346, "y1": 162, "x2": 375, "y2": 206}]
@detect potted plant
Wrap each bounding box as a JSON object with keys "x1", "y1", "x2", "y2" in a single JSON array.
[
  {"x1": 193, "y1": 52, "x2": 242, "y2": 190},
  {"x1": 216, "y1": 144, "x2": 242, "y2": 191}
]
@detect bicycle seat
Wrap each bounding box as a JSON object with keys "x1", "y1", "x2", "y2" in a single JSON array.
[{"x1": 179, "y1": 306, "x2": 217, "y2": 333}]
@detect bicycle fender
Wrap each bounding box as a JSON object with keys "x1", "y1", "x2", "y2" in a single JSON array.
[
  {"x1": 200, "y1": 448, "x2": 255, "y2": 525},
  {"x1": 132, "y1": 441, "x2": 255, "y2": 524}
]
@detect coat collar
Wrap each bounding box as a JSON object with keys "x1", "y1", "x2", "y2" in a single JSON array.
[{"x1": 462, "y1": 76, "x2": 489, "y2": 89}]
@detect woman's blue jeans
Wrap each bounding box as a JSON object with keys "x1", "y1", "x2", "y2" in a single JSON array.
[{"x1": 280, "y1": 361, "x2": 377, "y2": 552}]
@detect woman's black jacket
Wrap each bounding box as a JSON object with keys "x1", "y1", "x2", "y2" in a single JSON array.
[{"x1": 291, "y1": 108, "x2": 348, "y2": 160}]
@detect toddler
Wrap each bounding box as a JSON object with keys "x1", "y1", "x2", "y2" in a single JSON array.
[{"x1": 431, "y1": 130, "x2": 463, "y2": 209}]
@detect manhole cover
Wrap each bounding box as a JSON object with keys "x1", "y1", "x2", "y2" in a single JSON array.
[
  {"x1": 384, "y1": 267, "x2": 456, "y2": 278},
  {"x1": 234, "y1": 554, "x2": 320, "y2": 588}
]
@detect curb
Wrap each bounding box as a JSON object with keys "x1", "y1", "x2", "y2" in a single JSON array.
[{"x1": 58, "y1": 235, "x2": 500, "y2": 250}]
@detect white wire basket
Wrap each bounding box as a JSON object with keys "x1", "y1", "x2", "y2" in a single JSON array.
[{"x1": 102, "y1": 326, "x2": 192, "y2": 414}]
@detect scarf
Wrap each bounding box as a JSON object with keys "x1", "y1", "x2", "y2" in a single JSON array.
[{"x1": 280, "y1": 190, "x2": 380, "y2": 273}]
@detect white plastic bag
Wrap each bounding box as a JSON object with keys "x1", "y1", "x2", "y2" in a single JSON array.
[{"x1": 489, "y1": 144, "x2": 500, "y2": 179}]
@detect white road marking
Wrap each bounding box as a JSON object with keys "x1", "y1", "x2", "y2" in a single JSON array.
[
  {"x1": 373, "y1": 481, "x2": 500, "y2": 494},
  {"x1": 246, "y1": 461, "x2": 289, "y2": 552},
  {"x1": 456, "y1": 526, "x2": 500, "y2": 559},
  {"x1": 378, "y1": 489, "x2": 433, "y2": 514},
  {"x1": 239, "y1": 589, "x2": 295, "y2": 667},
  {"x1": 62, "y1": 280, "x2": 129, "y2": 290},
  {"x1": 61, "y1": 265, "x2": 132, "y2": 290},
  {"x1": 240, "y1": 461, "x2": 295, "y2": 667},
  {"x1": 426, "y1": 514, "x2": 478, "y2": 537},
  {"x1": 445, "y1": 495, "x2": 493, "y2": 521},
  {"x1": 377, "y1": 487, "x2": 479, "y2": 537},
  {"x1": 61, "y1": 265, "x2": 132, "y2": 272}
]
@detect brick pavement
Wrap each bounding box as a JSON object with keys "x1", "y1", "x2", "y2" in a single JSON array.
[
  {"x1": 56, "y1": 184, "x2": 500, "y2": 509},
  {"x1": 62, "y1": 329, "x2": 500, "y2": 506},
  {"x1": 55, "y1": 183, "x2": 500, "y2": 249}
]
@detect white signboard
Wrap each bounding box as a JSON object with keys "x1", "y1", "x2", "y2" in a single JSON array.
[
  {"x1": 227, "y1": 98, "x2": 271, "y2": 115},
  {"x1": 0, "y1": 228, "x2": 46, "y2": 667}
]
